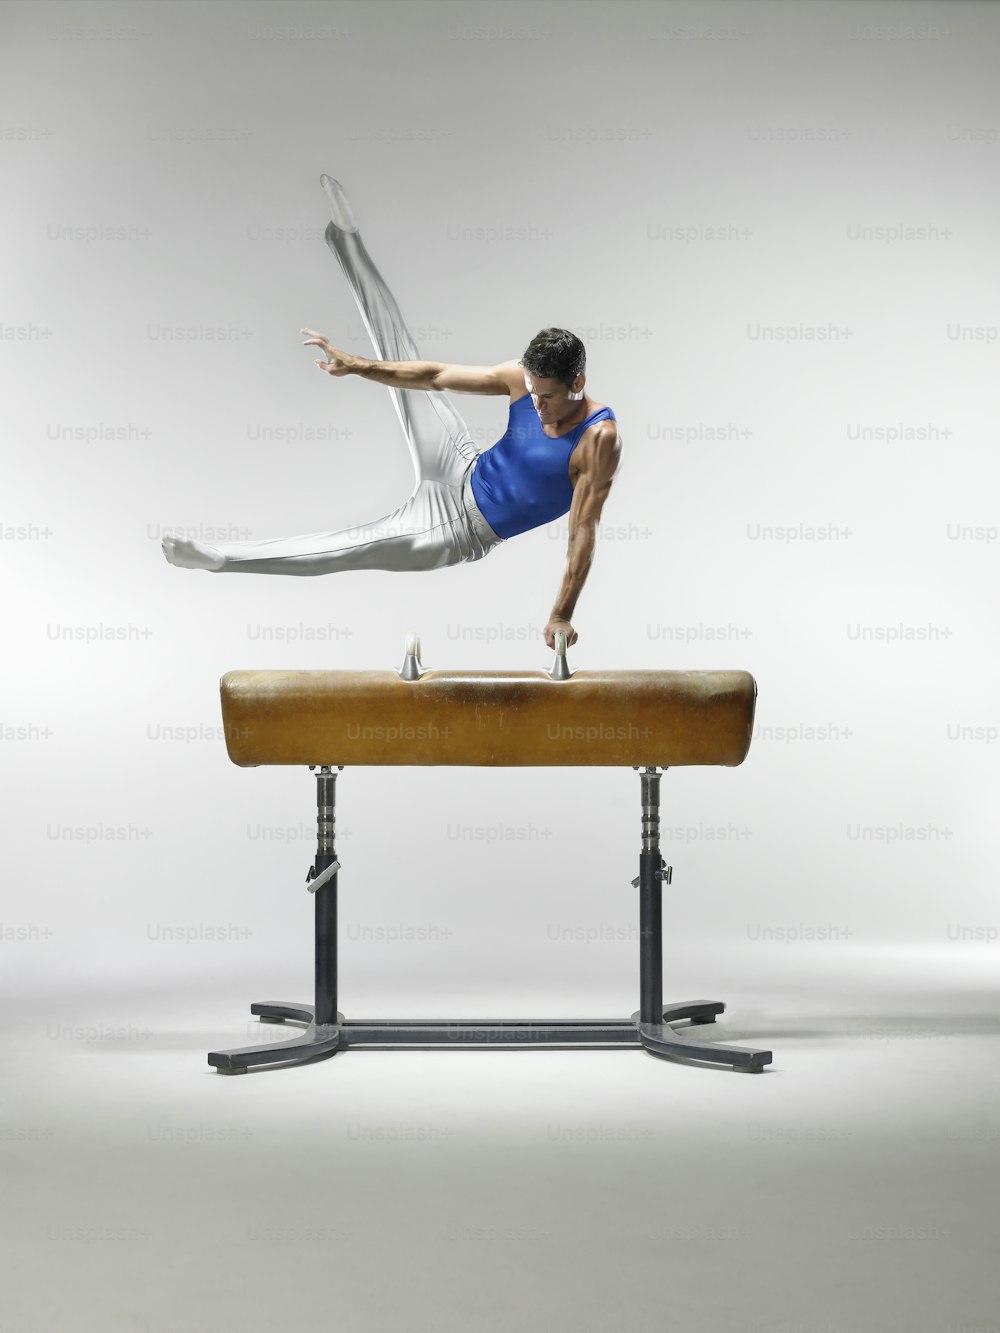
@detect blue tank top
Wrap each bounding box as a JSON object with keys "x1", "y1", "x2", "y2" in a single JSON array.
[{"x1": 470, "y1": 396, "x2": 616, "y2": 540}]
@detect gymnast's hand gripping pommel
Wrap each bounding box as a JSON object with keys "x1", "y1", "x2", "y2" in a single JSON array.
[{"x1": 160, "y1": 176, "x2": 622, "y2": 645}]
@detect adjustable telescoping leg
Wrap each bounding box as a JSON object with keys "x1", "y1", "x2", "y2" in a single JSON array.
[
  {"x1": 638, "y1": 766, "x2": 665, "y2": 1025},
  {"x1": 207, "y1": 765, "x2": 345, "y2": 1072},
  {"x1": 632, "y1": 765, "x2": 773, "y2": 1071},
  {"x1": 313, "y1": 766, "x2": 339, "y2": 1027}
]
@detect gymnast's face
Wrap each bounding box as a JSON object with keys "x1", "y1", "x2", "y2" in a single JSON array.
[{"x1": 523, "y1": 371, "x2": 585, "y2": 422}]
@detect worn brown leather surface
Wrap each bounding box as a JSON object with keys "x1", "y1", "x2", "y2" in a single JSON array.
[{"x1": 219, "y1": 669, "x2": 757, "y2": 767}]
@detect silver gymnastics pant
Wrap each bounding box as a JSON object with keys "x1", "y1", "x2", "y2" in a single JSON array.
[{"x1": 197, "y1": 215, "x2": 503, "y2": 575}]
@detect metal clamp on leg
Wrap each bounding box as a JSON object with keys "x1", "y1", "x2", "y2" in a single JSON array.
[
  {"x1": 306, "y1": 859, "x2": 341, "y2": 893},
  {"x1": 632, "y1": 862, "x2": 671, "y2": 888}
]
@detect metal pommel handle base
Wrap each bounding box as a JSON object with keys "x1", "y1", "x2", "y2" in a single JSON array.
[
  {"x1": 398, "y1": 630, "x2": 424, "y2": 681},
  {"x1": 549, "y1": 628, "x2": 572, "y2": 680}
]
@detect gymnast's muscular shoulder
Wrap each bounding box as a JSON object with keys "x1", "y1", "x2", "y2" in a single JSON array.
[{"x1": 569, "y1": 417, "x2": 621, "y2": 488}]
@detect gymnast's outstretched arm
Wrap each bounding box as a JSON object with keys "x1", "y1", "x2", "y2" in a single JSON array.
[{"x1": 301, "y1": 329, "x2": 518, "y2": 396}]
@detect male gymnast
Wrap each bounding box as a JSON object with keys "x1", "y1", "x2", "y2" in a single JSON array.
[{"x1": 162, "y1": 177, "x2": 621, "y2": 650}]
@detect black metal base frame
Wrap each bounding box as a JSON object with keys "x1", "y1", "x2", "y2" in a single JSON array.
[{"x1": 208, "y1": 767, "x2": 773, "y2": 1076}]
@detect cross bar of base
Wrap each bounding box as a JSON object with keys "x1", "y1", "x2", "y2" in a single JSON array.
[{"x1": 208, "y1": 765, "x2": 773, "y2": 1075}]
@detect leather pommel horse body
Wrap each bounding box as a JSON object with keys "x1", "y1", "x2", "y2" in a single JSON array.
[{"x1": 208, "y1": 633, "x2": 772, "y2": 1074}]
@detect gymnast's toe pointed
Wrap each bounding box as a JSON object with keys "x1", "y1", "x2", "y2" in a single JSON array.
[
  {"x1": 320, "y1": 174, "x2": 359, "y2": 233},
  {"x1": 162, "y1": 534, "x2": 225, "y2": 571}
]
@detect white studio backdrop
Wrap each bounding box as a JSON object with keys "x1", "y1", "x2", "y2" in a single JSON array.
[{"x1": 1, "y1": 0, "x2": 998, "y2": 1006}]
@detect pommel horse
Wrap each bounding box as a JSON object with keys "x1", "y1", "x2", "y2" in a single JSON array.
[{"x1": 208, "y1": 632, "x2": 772, "y2": 1074}]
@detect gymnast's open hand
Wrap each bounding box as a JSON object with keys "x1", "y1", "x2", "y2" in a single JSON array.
[{"x1": 301, "y1": 327, "x2": 360, "y2": 376}]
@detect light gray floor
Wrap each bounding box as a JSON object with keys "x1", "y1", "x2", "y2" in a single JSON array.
[{"x1": 5, "y1": 946, "x2": 999, "y2": 1332}]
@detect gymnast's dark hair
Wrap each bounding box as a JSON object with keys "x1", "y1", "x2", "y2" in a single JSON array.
[{"x1": 521, "y1": 328, "x2": 586, "y2": 391}]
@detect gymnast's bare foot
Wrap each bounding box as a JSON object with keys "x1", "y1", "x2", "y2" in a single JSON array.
[
  {"x1": 161, "y1": 534, "x2": 225, "y2": 571},
  {"x1": 320, "y1": 175, "x2": 359, "y2": 233}
]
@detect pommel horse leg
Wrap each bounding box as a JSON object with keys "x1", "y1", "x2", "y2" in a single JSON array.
[
  {"x1": 633, "y1": 766, "x2": 771, "y2": 1072},
  {"x1": 208, "y1": 766, "x2": 345, "y2": 1073},
  {"x1": 207, "y1": 763, "x2": 773, "y2": 1075}
]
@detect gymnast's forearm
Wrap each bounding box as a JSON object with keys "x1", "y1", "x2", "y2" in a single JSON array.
[
  {"x1": 350, "y1": 357, "x2": 446, "y2": 390},
  {"x1": 550, "y1": 532, "x2": 597, "y2": 622}
]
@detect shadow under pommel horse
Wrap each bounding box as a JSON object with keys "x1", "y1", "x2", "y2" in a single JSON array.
[{"x1": 208, "y1": 631, "x2": 772, "y2": 1075}]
